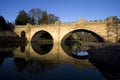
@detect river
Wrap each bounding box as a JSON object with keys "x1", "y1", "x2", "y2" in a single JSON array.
[{"x1": 0, "y1": 42, "x2": 120, "y2": 80}]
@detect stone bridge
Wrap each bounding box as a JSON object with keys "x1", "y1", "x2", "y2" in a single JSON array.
[{"x1": 14, "y1": 17, "x2": 120, "y2": 43}]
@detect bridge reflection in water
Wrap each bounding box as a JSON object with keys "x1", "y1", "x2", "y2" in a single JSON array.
[
  {"x1": 1, "y1": 41, "x2": 120, "y2": 80},
  {"x1": 13, "y1": 42, "x2": 94, "y2": 70}
]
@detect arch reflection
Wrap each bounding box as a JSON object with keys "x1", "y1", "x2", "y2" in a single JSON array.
[
  {"x1": 61, "y1": 41, "x2": 89, "y2": 59},
  {"x1": 31, "y1": 30, "x2": 53, "y2": 55},
  {"x1": 61, "y1": 29, "x2": 104, "y2": 59}
]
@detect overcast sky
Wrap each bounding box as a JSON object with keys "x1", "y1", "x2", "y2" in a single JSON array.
[{"x1": 0, "y1": 0, "x2": 120, "y2": 23}]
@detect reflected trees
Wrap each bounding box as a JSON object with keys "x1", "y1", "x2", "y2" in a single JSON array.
[{"x1": 61, "y1": 30, "x2": 104, "y2": 59}]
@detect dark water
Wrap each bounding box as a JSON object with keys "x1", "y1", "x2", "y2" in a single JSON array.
[{"x1": 0, "y1": 42, "x2": 120, "y2": 80}]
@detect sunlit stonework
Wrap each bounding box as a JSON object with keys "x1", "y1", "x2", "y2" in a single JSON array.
[{"x1": 14, "y1": 16, "x2": 120, "y2": 43}]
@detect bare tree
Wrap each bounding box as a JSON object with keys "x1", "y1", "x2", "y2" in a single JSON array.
[
  {"x1": 48, "y1": 14, "x2": 59, "y2": 24},
  {"x1": 28, "y1": 8, "x2": 43, "y2": 24}
]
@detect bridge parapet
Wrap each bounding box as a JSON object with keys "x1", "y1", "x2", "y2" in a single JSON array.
[{"x1": 61, "y1": 20, "x2": 106, "y2": 27}]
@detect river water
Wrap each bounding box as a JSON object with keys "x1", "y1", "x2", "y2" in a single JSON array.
[{"x1": 0, "y1": 42, "x2": 120, "y2": 80}]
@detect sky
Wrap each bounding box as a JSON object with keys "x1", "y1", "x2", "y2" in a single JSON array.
[{"x1": 0, "y1": 0, "x2": 120, "y2": 23}]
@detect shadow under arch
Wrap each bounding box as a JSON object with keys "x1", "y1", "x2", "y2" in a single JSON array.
[
  {"x1": 80, "y1": 29, "x2": 105, "y2": 42},
  {"x1": 61, "y1": 29, "x2": 105, "y2": 59},
  {"x1": 31, "y1": 30, "x2": 53, "y2": 55},
  {"x1": 62, "y1": 29, "x2": 105, "y2": 43}
]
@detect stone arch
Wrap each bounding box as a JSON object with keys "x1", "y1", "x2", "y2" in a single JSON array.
[
  {"x1": 61, "y1": 29, "x2": 105, "y2": 59},
  {"x1": 61, "y1": 29, "x2": 105, "y2": 43},
  {"x1": 31, "y1": 30, "x2": 54, "y2": 42},
  {"x1": 31, "y1": 30, "x2": 54, "y2": 55}
]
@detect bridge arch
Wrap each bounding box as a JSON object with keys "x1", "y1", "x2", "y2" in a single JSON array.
[
  {"x1": 61, "y1": 29, "x2": 105, "y2": 44},
  {"x1": 60, "y1": 24, "x2": 107, "y2": 43},
  {"x1": 31, "y1": 30, "x2": 54, "y2": 42},
  {"x1": 31, "y1": 30, "x2": 54, "y2": 55},
  {"x1": 71, "y1": 29, "x2": 105, "y2": 42},
  {"x1": 61, "y1": 29, "x2": 105, "y2": 59}
]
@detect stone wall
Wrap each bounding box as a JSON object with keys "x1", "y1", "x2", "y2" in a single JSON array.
[{"x1": 14, "y1": 19, "x2": 120, "y2": 43}]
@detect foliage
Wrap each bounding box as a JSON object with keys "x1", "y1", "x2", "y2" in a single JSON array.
[
  {"x1": 38, "y1": 11, "x2": 48, "y2": 24},
  {"x1": 15, "y1": 10, "x2": 29, "y2": 25},
  {"x1": 0, "y1": 16, "x2": 14, "y2": 31},
  {"x1": 68, "y1": 31, "x2": 98, "y2": 42},
  {"x1": 48, "y1": 14, "x2": 59, "y2": 24},
  {"x1": 28, "y1": 8, "x2": 42, "y2": 24},
  {"x1": 0, "y1": 16, "x2": 6, "y2": 30},
  {"x1": 38, "y1": 11, "x2": 59, "y2": 25},
  {"x1": 28, "y1": 16, "x2": 35, "y2": 25},
  {"x1": 15, "y1": 8, "x2": 59, "y2": 25}
]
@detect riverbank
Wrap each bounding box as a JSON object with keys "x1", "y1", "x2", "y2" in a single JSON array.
[{"x1": 86, "y1": 43, "x2": 120, "y2": 80}]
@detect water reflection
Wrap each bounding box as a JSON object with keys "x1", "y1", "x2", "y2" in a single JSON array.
[
  {"x1": 0, "y1": 42, "x2": 17, "y2": 66},
  {"x1": 72, "y1": 51, "x2": 89, "y2": 59},
  {"x1": 0, "y1": 52, "x2": 13, "y2": 66},
  {"x1": 31, "y1": 42, "x2": 53, "y2": 55},
  {"x1": 20, "y1": 43, "x2": 26, "y2": 52},
  {"x1": 14, "y1": 58, "x2": 29, "y2": 72},
  {"x1": 0, "y1": 42, "x2": 120, "y2": 80},
  {"x1": 14, "y1": 58, "x2": 58, "y2": 74},
  {"x1": 61, "y1": 40, "x2": 89, "y2": 59}
]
